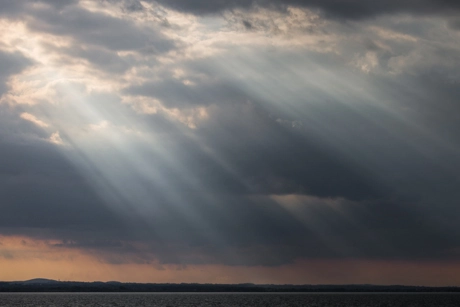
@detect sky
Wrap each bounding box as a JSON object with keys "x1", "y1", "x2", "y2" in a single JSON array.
[{"x1": 1, "y1": 0, "x2": 460, "y2": 286}]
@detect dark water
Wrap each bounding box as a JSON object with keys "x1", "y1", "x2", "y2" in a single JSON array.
[{"x1": 0, "y1": 293, "x2": 459, "y2": 306}]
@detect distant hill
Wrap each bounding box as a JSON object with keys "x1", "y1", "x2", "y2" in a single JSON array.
[{"x1": 20, "y1": 278, "x2": 59, "y2": 285}]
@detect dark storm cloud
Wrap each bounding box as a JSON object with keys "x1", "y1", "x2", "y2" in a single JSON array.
[
  {"x1": 193, "y1": 103, "x2": 384, "y2": 200},
  {"x1": 151, "y1": 0, "x2": 460, "y2": 19},
  {"x1": 38, "y1": 80, "x2": 460, "y2": 266},
  {"x1": 1, "y1": 105, "x2": 459, "y2": 267},
  {"x1": 4, "y1": 52, "x2": 460, "y2": 267},
  {"x1": 20, "y1": 192, "x2": 460, "y2": 266},
  {"x1": 0, "y1": 135, "x2": 123, "y2": 232},
  {"x1": 0, "y1": 99, "x2": 402, "y2": 265}
]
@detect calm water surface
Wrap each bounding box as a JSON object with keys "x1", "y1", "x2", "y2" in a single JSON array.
[{"x1": 0, "y1": 293, "x2": 459, "y2": 306}]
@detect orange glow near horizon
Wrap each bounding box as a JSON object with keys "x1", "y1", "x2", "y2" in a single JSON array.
[{"x1": 1, "y1": 235, "x2": 460, "y2": 286}]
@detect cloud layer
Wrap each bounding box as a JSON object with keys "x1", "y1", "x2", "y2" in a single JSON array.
[
  {"x1": 1, "y1": 0, "x2": 460, "y2": 284},
  {"x1": 152, "y1": 0, "x2": 460, "y2": 18}
]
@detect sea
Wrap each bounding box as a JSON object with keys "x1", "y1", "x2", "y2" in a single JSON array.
[{"x1": 0, "y1": 292, "x2": 459, "y2": 306}]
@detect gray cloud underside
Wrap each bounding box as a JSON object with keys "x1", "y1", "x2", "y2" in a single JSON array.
[
  {"x1": 150, "y1": 0, "x2": 460, "y2": 19},
  {"x1": 3, "y1": 60, "x2": 460, "y2": 265},
  {"x1": 2, "y1": 81, "x2": 460, "y2": 266},
  {"x1": 1, "y1": 144, "x2": 459, "y2": 266},
  {"x1": 2, "y1": 0, "x2": 460, "y2": 20}
]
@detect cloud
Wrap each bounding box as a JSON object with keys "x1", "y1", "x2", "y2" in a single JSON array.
[
  {"x1": 0, "y1": 51, "x2": 32, "y2": 96},
  {"x1": 449, "y1": 18, "x2": 460, "y2": 30},
  {"x1": 47, "y1": 131, "x2": 63, "y2": 144},
  {"x1": 20, "y1": 112, "x2": 49, "y2": 128},
  {"x1": 1, "y1": 100, "x2": 458, "y2": 266},
  {"x1": 0, "y1": 0, "x2": 77, "y2": 18},
  {"x1": 0, "y1": 0, "x2": 460, "y2": 278},
  {"x1": 150, "y1": 0, "x2": 460, "y2": 19},
  {"x1": 124, "y1": 79, "x2": 250, "y2": 108},
  {"x1": 26, "y1": 4, "x2": 175, "y2": 53}
]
